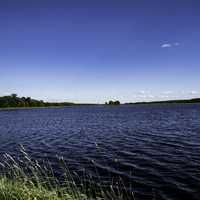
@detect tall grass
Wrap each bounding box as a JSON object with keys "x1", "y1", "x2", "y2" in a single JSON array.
[{"x1": 0, "y1": 147, "x2": 134, "y2": 200}]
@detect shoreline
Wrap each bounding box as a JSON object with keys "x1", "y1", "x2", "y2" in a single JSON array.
[
  {"x1": 0, "y1": 106, "x2": 68, "y2": 111},
  {"x1": 0, "y1": 104, "x2": 101, "y2": 111},
  {"x1": 0, "y1": 102, "x2": 200, "y2": 111}
]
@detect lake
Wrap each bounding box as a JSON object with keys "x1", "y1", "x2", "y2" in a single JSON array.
[{"x1": 0, "y1": 104, "x2": 200, "y2": 200}]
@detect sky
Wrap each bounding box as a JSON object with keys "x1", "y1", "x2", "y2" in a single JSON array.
[{"x1": 0, "y1": 0, "x2": 200, "y2": 103}]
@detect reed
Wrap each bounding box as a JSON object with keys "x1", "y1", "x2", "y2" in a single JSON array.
[{"x1": 0, "y1": 147, "x2": 134, "y2": 200}]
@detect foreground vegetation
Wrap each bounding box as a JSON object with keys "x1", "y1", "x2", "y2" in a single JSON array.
[
  {"x1": 0, "y1": 178, "x2": 86, "y2": 200},
  {"x1": 0, "y1": 148, "x2": 133, "y2": 200}
]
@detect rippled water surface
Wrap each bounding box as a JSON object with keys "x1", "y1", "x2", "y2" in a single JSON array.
[{"x1": 0, "y1": 104, "x2": 200, "y2": 200}]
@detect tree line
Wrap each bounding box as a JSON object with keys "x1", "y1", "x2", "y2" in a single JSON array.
[
  {"x1": 126, "y1": 98, "x2": 200, "y2": 105},
  {"x1": 0, "y1": 94, "x2": 74, "y2": 108},
  {"x1": 105, "y1": 100, "x2": 120, "y2": 105}
]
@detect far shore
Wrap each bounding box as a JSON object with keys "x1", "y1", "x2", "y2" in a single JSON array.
[
  {"x1": 0, "y1": 104, "x2": 103, "y2": 111},
  {"x1": 1, "y1": 94, "x2": 200, "y2": 110},
  {"x1": 0, "y1": 106, "x2": 67, "y2": 111},
  {"x1": 1, "y1": 101, "x2": 200, "y2": 111}
]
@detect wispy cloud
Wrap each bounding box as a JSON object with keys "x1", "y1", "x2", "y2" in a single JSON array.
[
  {"x1": 189, "y1": 91, "x2": 199, "y2": 95},
  {"x1": 161, "y1": 42, "x2": 180, "y2": 48},
  {"x1": 138, "y1": 90, "x2": 146, "y2": 94},
  {"x1": 174, "y1": 42, "x2": 180, "y2": 46},
  {"x1": 162, "y1": 91, "x2": 173, "y2": 95},
  {"x1": 161, "y1": 43, "x2": 172, "y2": 48}
]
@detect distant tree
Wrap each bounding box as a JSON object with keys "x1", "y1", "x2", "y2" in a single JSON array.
[
  {"x1": 11, "y1": 94, "x2": 17, "y2": 98},
  {"x1": 109, "y1": 100, "x2": 113, "y2": 105},
  {"x1": 25, "y1": 97, "x2": 31, "y2": 106},
  {"x1": 0, "y1": 94, "x2": 74, "y2": 108},
  {"x1": 26, "y1": 97, "x2": 31, "y2": 102},
  {"x1": 114, "y1": 100, "x2": 120, "y2": 105},
  {"x1": 108, "y1": 100, "x2": 120, "y2": 105},
  {"x1": 21, "y1": 97, "x2": 26, "y2": 101}
]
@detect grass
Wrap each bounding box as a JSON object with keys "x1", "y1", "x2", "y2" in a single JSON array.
[
  {"x1": 0, "y1": 147, "x2": 134, "y2": 200},
  {"x1": 0, "y1": 178, "x2": 81, "y2": 200}
]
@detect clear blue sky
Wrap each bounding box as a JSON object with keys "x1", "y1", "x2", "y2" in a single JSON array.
[{"x1": 0, "y1": 0, "x2": 200, "y2": 103}]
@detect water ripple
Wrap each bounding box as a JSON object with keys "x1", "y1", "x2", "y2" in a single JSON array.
[{"x1": 0, "y1": 105, "x2": 200, "y2": 199}]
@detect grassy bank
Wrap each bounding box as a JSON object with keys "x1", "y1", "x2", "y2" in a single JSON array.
[
  {"x1": 0, "y1": 178, "x2": 88, "y2": 200},
  {"x1": 0, "y1": 148, "x2": 133, "y2": 200}
]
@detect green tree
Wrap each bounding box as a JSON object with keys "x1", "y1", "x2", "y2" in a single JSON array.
[{"x1": 11, "y1": 94, "x2": 17, "y2": 98}]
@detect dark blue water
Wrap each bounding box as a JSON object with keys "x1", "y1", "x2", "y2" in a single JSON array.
[{"x1": 0, "y1": 104, "x2": 200, "y2": 200}]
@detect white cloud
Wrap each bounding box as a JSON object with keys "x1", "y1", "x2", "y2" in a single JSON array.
[
  {"x1": 189, "y1": 91, "x2": 199, "y2": 95},
  {"x1": 148, "y1": 95, "x2": 155, "y2": 98},
  {"x1": 161, "y1": 42, "x2": 180, "y2": 48},
  {"x1": 161, "y1": 43, "x2": 172, "y2": 48},
  {"x1": 160, "y1": 95, "x2": 170, "y2": 99},
  {"x1": 139, "y1": 90, "x2": 146, "y2": 94},
  {"x1": 162, "y1": 91, "x2": 173, "y2": 95},
  {"x1": 174, "y1": 42, "x2": 180, "y2": 46}
]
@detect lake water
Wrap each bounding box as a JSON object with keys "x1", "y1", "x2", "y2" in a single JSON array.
[{"x1": 0, "y1": 104, "x2": 200, "y2": 200}]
